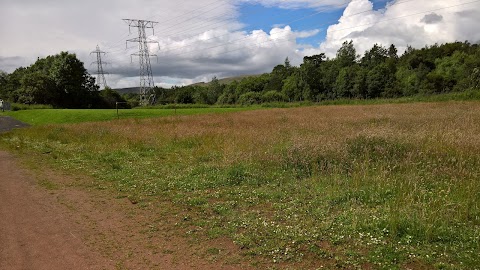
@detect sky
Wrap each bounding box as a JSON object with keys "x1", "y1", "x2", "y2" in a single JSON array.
[{"x1": 1, "y1": 0, "x2": 480, "y2": 88}]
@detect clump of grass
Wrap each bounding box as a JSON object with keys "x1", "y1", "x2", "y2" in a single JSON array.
[
  {"x1": 9, "y1": 103, "x2": 53, "y2": 111},
  {"x1": 1, "y1": 101, "x2": 479, "y2": 269}
]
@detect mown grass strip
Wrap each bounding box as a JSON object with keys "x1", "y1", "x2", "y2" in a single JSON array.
[{"x1": 2, "y1": 107, "x2": 257, "y2": 125}]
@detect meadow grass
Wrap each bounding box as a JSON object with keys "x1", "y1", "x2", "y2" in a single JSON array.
[{"x1": 1, "y1": 101, "x2": 479, "y2": 269}]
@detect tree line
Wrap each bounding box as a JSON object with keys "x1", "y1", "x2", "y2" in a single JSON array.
[
  {"x1": 1, "y1": 41, "x2": 479, "y2": 108},
  {"x1": 0, "y1": 52, "x2": 127, "y2": 108},
  {"x1": 154, "y1": 41, "x2": 480, "y2": 105}
]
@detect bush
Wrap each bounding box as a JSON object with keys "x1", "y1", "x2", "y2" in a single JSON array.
[
  {"x1": 261, "y1": 90, "x2": 288, "y2": 103},
  {"x1": 10, "y1": 103, "x2": 53, "y2": 111},
  {"x1": 238, "y1": 91, "x2": 262, "y2": 105}
]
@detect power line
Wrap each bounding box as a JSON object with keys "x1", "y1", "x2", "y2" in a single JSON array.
[
  {"x1": 90, "y1": 45, "x2": 108, "y2": 89},
  {"x1": 99, "y1": 0, "x2": 341, "y2": 65},
  {"x1": 155, "y1": 0, "x2": 307, "y2": 40},
  {"x1": 123, "y1": 19, "x2": 160, "y2": 106},
  {"x1": 157, "y1": 1, "x2": 231, "y2": 35},
  {"x1": 158, "y1": 0, "x2": 380, "y2": 55},
  {"x1": 160, "y1": 10, "x2": 236, "y2": 38},
  {"x1": 146, "y1": 0, "x2": 226, "y2": 25},
  {"x1": 163, "y1": 0, "x2": 480, "y2": 59}
]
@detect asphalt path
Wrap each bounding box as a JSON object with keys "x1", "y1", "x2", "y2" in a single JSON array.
[{"x1": 0, "y1": 116, "x2": 30, "y2": 133}]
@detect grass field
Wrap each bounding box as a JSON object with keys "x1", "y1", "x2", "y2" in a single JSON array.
[
  {"x1": 1, "y1": 101, "x2": 479, "y2": 269},
  {"x1": 3, "y1": 89, "x2": 480, "y2": 126},
  {"x1": 1, "y1": 107, "x2": 256, "y2": 125}
]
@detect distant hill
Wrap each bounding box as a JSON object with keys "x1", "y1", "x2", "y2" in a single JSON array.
[
  {"x1": 113, "y1": 74, "x2": 262, "y2": 93},
  {"x1": 191, "y1": 74, "x2": 262, "y2": 87}
]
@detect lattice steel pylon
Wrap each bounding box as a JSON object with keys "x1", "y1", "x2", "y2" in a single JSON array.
[
  {"x1": 123, "y1": 19, "x2": 159, "y2": 106},
  {"x1": 90, "y1": 45, "x2": 108, "y2": 89}
]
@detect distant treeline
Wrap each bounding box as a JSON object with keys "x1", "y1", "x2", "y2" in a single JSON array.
[
  {"x1": 1, "y1": 41, "x2": 479, "y2": 109},
  {"x1": 154, "y1": 41, "x2": 480, "y2": 105},
  {"x1": 0, "y1": 52, "x2": 128, "y2": 109}
]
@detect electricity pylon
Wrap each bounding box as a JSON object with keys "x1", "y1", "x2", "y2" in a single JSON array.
[
  {"x1": 90, "y1": 45, "x2": 108, "y2": 89},
  {"x1": 123, "y1": 19, "x2": 159, "y2": 106}
]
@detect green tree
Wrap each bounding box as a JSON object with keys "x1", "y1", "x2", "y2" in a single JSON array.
[
  {"x1": 395, "y1": 66, "x2": 419, "y2": 96},
  {"x1": 17, "y1": 71, "x2": 56, "y2": 104},
  {"x1": 284, "y1": 57, "x2": 291, "y2": 70},
  {"x1": 282, "y1": 72, "x2": 310, "y2": 101},
  {"x1": 300, "y1": 54, "x2": 326, "y2": 100},
  {"x1": 303, "y1": 53, "x2": 326, "y2": 67},
  {"x1": 238, "y1": 91, "x2": 262, "y2": 105},
  {"x1": 336, "y1": 40, "x2": 357, "y2": 68},
  {"x1": 261, "y1": 90, "x2": 287, "y2": 103},
  {"x1": 7, "y1": 52, "x2": 99, "y2": 108},
  {"x1": 471, "y1": 68, "x2": 480, "y2": 89},
  {"x1": 49, "y1": 52, "x2": 98, "y2": 108},
  {"x1": 318, "y1": 60, "x2": 340, "y2": 100},
  {"x1": 366, "y1": 63, "x2": 390, "y2": 98},
  {"x1": 1, "y1": 67, "x2": 27, "y2": 102},
  {"x1": 193, "y1": 77, "x2": 224, "y2": 104},
  {"x1": 352, "y1": 68, "x2": 368, "y2": 98},
  {"x1": 388, "y1": 44, "x2": 399, "y2": 60},
  {"x1": 264, "y1": 65, "x2": 287, "y2": 91},
  {"x1": 335, "y1": 65, "x2": 359, "y2": 98},
  {"x1": 100, "y1": 87, "x2": 129, "y2": 108},
  {"x1": 217, "y1": 81, "x2": 238, "y2": 104},
  {"x1": 361, "y1": 44, "x2": 388, "y2": 68},
  {"x1": 0, "y1": 70, "x2": 8, "y2": 99}
]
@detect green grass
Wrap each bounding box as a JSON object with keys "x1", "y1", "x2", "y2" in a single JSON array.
[
  {"x1": 3, "y1": 89, "x2": 479, "y2": 126},
  {"x1": 1, "y1": 107, "x2": 256, "y2": 125},
  {"x1": 1, "y1": 101, "x2": 479, "y2": 269}
]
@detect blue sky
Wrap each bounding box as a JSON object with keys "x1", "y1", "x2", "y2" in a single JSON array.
[
  {"x1": 238, "y1": 3, "x2": 342, "y2": 45},
  {"x1": 237, "y1": 0, "x2": 389, "y2": 46}
]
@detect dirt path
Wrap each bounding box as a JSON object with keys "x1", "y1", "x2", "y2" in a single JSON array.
[
  {"x1": 0, "y1": 150, "x2": 249, "y2": 270},
  {"x1": 0, "y1": 151, "x2": 113, "y2": 270}
]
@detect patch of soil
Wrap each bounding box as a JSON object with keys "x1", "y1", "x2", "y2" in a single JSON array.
[
  {"x1": 0, "y1": 151, "x2": 251, "y2": 269},
  {"x1": 0, "y1": 151, "x2": 112, "y2": 270}
]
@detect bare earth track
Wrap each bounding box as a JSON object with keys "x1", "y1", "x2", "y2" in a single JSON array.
[
  {"x1": 0, "y1": 151, "x2": 113, "y2": 270},
  {"x1": 0, "y1": 150, "x2": 248, "y2": 270}
]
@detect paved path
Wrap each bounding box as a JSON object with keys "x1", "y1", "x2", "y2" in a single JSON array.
[{"x1": 0, "y1": 116, "x2": 30, "y2": 133}]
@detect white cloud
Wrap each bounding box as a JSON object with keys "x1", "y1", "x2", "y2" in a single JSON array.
[
  {"x1": 243, "y1": 0, "x2": 349, "y2": 10},
  {"x1": 294, "y1": 29, "x2": 321, "y2": 38},
  {"x1": 316, "y1": 0, "x2": 480, "y2": 57},
  {"x1": 0, "y1": 0, "x2": 238, "y2": 66},
  {"x1": 106, "y1": 25, "x2": 305, "y2": 88},
  {"x1": 2, "y1": 0, "x2": 480, "y2": 89}
]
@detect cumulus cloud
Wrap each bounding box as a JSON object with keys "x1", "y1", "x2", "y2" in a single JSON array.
[
  {"x1": 106, "y1": 25, "x2": 307, "y2": 87},
  {"x1": 246, "y1": 0, "x2": 349, "y2": 10},
  {"x1": 316, "y1": 0, "x2": 480, "y2": 57},
  {"x1": 0, "y1": 0, "x2": 238, "y2": 68},
  {"x1": 2, "y1": 0, "x2": 480, "y2": 88},
  {"x1": 421, "y1": 13, "x2": 444, "y2": 24}
]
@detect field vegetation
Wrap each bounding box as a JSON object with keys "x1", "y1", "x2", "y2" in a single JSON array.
[
  {"x1": 2, "y1": 107, "x2": 254, "y2": 125},
  {"x1": 1, "y1": 101, "x2": 479, "y2": 269},
  {"x1": 4, "y1": 88, "x2": 480, "y2": 126}
]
